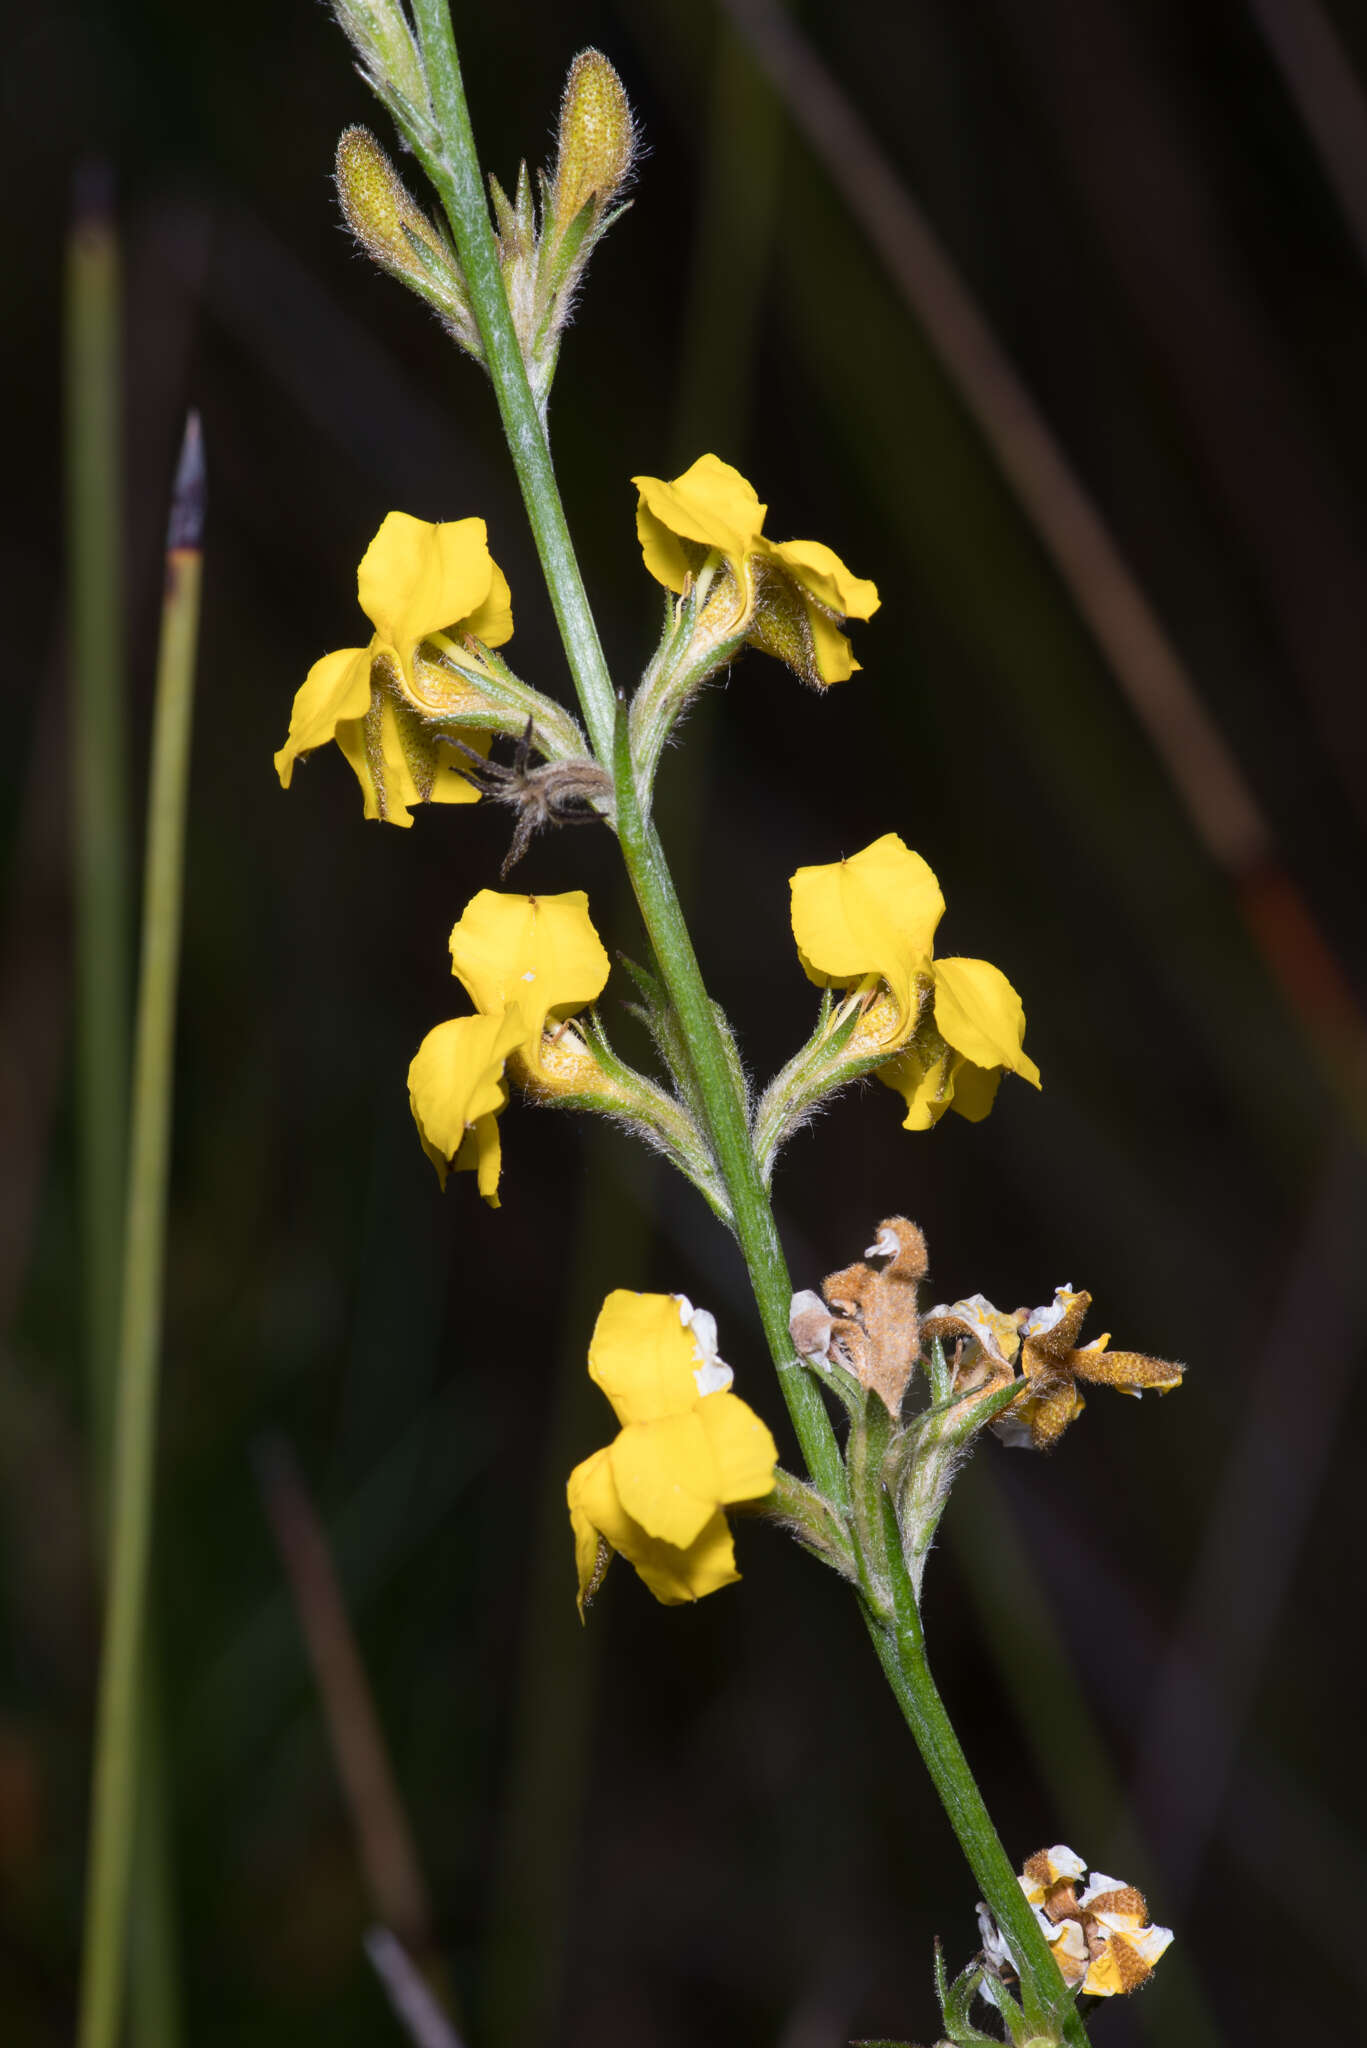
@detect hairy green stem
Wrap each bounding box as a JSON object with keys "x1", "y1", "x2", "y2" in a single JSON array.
[
  {"x1": 77, "y1": 422, "x2": 203, "y2": 2048},
  {"x1": 411, "y1": 0, "x2": 844, "y2": 1503},
  {"x1": 406, "y1": 8, "x2": 1082, "y2": 2035},
  {"x1": 873, "y1": 1489, "x2": 1088, "y2": 2044}
]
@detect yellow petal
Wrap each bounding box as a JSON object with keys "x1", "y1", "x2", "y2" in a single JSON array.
[
  {"x1": 695, "y1": 1390, "x2": 777, "y2": 1506},
  {"x1": 406, "y1": 1006, "x2": 523, "y2": 1186},
  {"x1": 946, "y1": 1057, "x2": 1003, "y2": 1123},
  {"x1": 333, "y1": 675, "x2": 486, "y2": 826},
  {"x1": 803, "y1": 602, "x2": 860, "y2": 686},
  {"x1": 877, "y1": 1043, "x2": 957, "y2": 1129},
  {"x1": 608, "y1": 1414, "x2": 719, "y2": 1547},
  {"x1": 932, "y1": 956, "x2": 1040, "y2": 1085},
  {"x1": 447, "y1": 889, "x2": 610, "y2": 1053},
  {"x1": 587, "y1": 1289, "x2": 700, "y2": 1426},
  {"x1": 632, "y1": 455, "x2": 767, "y2": 576},
  {"x1": 567, "y1": 1446, "x2": 616, "y2": 1613},
  {"x1": 762, "y1": 536, "x2": 880, "y2": 621},
  {"x1": 452, "y1": 1111, "x2": 503, "y2": 1207},
  {"x1": 569, "y1": 1443, "x2": 739, "y2": 1606},
  {"x1": 461, "y1": 559, "x2": 514, "y2": 649},
  {"x1": 790, "y1": 834, "x2": 945, "y2": 1035},
  {"x1": 274, "y1": 646, "x2": 372, "y2": 787},
  {"x1": 357, "y1": 512, "x2": 509, "y2": 671}
]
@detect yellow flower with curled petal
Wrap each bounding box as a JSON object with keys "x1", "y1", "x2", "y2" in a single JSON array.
[
  {"x1": 632, "y1": 454, "x2": 879, "y2": 686},
  {"x1": 790, "y1": 833, "x2": 1040, "y2": 1129},
  {"x1": 407, "y1": 1006, "x2": 524, "y2": 1206},
  {"x1": 274, "y1": 511, "x2": 513, "y2": 826},
  {"x1": 567, "y1": 1291, "x2": 778, "y2": 1611},
  {"x1": 407, "y1": 889, "x2": 611, "y2": 1201}
]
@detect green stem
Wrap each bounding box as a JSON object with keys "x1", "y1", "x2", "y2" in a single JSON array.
[
  {"x1": 871, "y1": 1487, "x2": 1086, "y2": 2043},
  {"x1": 77, "y1": 419, "x2": 204, "y2": 2048},
  {"x1": 410, "y1": 0, "x2": 615, "y2": 763},
  {"x1": 866, "y1": 1611, "x2": 1087, "y2": 2045},
  {"x1": 406, "y1": 13, "x2": 1080, "y2": 2036},
  {"x1": 411, "y1": 0, "x2": 843, "y2": 1503}
]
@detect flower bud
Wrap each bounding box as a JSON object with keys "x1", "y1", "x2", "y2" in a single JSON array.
[
  {"x1": 551, "y1": 50, "x2": 636, "y2": 233},
  {"x1": 335, "y1": 127, "x2": 474, "y2": 341}
]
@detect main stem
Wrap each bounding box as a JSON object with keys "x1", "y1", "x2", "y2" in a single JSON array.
[
  {"x1": 868, "y1": 1608, "x2": 1089, "y2": 2045},
  {"x1": 409, "y1": 7, "x2": 1082, "y2": 2034},
  {"x1": 412, "y1": 0, "x2": 842, "y2": 1503}
]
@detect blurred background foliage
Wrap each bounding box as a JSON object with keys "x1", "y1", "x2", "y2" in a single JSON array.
[{"x1": 5, "y1": 0, "x2": 1367, "y2": 2043}]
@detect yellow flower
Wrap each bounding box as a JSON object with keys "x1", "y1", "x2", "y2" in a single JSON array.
[
  {"x1": 789, "y1": 832, "x2": 1040, "y2": 1128},
  {"x1": 446, "y1": 888, "x2": 610, "y2": 1079},
  {"x1": 407, "y1": 889, "x2": 611, "y2": 1202},
  {"x1": 567, "y1": 1291, "x2": 778, "y2": 1611},
  {"x1": 406, "y1": 1006, "x2": 524, "y2": 1206},
  {"x1": 632, "y1": 454, "x2": 879, "y2": 686},
  {"x1": 274, "y1": 511, "x2": 513, "y2": 826}
]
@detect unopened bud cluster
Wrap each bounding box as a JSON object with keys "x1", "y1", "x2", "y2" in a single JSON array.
[{"x1": 332, "y1": 43, "x2": 634, "y2": 414}]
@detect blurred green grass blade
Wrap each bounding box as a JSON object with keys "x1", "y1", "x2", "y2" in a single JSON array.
[
  {"x1": 65, "y1": 163, "x2": 130, "y2": 1476},
  {"x1": 77, "y1": 414, "x2": 204, "y2": 2048},
  {"x1": 130, "y1": 1652, "x2": 182, "y2": 2048},
  {"x1": 671, "y1": 21, "x2": 783, "y2": 464}
]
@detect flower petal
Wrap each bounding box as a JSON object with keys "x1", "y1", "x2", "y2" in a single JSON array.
[
  {"x1": 567, "y1": 1446, "x2": 617, "y2": 1613},
  {"x1": 695, "y1": 1391, "x2": 777, "y2": 1506},
  {"x1": 762, "y1": 537, "x2": 879, "y2": 621},
  {"x1": 461, "y1": 558, "x2": 514, "y2": 648},
  {"x1": 333, "y1": 676, "x2": 486, "y2": 826},
  {"x1": 877, "y1": 1042, "x2": 957, "y2": 1129},
  {"x1": 406, "y1": 1006, "x2": 523, "y2": 1187},
  {"x1": 932, "y1": 956, "x2": 1040, "y2": 1085},
  {"x1": 274, "y1": 646, "x2": 372, "y2": 787},
  {"x1": 790, "y1": 834, "x2": 945, "y2": 1034},
  {"x1": 587, "y1": 1289, "x2": 702, "y2": 1425},
  {"x1": 632, "y1": 455, "x2": 767, "y2": 580},
  {"x1": 608, "y1": 1414, "x2": 718, "y2": 1547},
  {"x1": 447, "y1": 889, "x2": 610, "y2": 1053},
  {"x1": 567, "y1": 1435, "x2": 741, "y2": 1606},
  {"x1": 357, "y1": 512, "x2": 506, "y2": 664},
  {"x1": 452, "y1": 1111, "x2": 504, "y2": 1208}
]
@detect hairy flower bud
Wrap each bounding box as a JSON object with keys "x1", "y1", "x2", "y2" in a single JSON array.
[
  {"x1": 335, "y1": 127, "x2": 477, "y2": 348},
  {"x1": 551, "y1": 49, "x2": 636, "y2": 234}
]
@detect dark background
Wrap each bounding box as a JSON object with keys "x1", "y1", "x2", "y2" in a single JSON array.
[{"x1": 5, "y1": 1, "x2": 1367, "y2": 2043}]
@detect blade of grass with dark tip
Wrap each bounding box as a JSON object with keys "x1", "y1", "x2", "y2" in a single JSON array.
[
  {"x1": 254, "y1": 1434, "x2": 454, "y2": 2016},
  {"x1": 77, "y1": 413, "x2": 204, "y2": 2048}
]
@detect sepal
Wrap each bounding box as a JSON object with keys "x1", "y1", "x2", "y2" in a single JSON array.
[
  {"x1": 753, "y1": 980, "x2": 932, "y2": 1185},
  {"x1": 628, "y1": 573, "x2": 752, "y2": 800},
  {"x1": 517, "y1": 1007, "x2": 731, "y2": 1224},
  {"x1": 744, "y1": 1468, "x2": 858, "y2": 1584},
  {"x1": 935, "y1": 1944, "x2": 1003, "y2": 2047}
]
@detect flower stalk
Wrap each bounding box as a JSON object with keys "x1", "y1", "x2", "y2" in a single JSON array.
[{"x1": 401, "y1": 7, "x2": 1087, "y2": 2036}]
